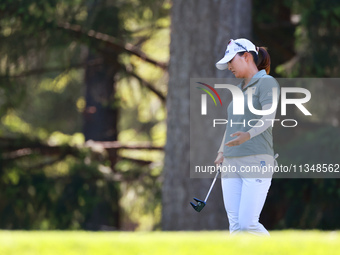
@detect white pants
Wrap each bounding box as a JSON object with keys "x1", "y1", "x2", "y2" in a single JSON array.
[{"x1": 221, "y1": 154, "x2": 274, "y2": 236}]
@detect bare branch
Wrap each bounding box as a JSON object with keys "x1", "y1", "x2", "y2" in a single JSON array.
[
  {"x1": 85, "y1": 140, "x2": 163, "y2": 150},
  {"x1": 2, "y1": 148, "x2": 35, "y2": 160},
  {"x1": 125, "y1": 69, "x2": 166, "y2": 102},
  {"x1": 119, "y1": 156, "x2": 153, "y2": 165},
  {"x1": 58, "y1": 22, "x2": 168, "y2": 70},
  {"x1": 0, "y1": 59, "x2": 103, "y2": 79},
  {"x1": 24, "y1": 154, "x2": 68, "y2": 171},
  {"x1": 0, "y1": 137, "x2": 163, "y2": 155}
]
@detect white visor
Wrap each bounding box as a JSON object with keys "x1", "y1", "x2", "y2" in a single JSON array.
[
  {"x1": 216, "y1": 38, "x2": 258, "y2": 70},
  {"x1": 215, "y1": 52, "x2": 237, "y2": 70}
]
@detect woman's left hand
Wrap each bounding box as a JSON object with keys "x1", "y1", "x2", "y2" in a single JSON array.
[{"x1": 225, "y1": 131, "x2": 250, "y2": 147}]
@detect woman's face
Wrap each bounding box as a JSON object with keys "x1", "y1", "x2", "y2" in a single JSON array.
[{"x1": 227, "y1": 53, "x2": 247, "y2": 78}]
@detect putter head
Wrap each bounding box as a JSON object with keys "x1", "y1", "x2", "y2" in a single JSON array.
[{"x1": 190, "y1": 197, "x2": 206, "y2": 212}]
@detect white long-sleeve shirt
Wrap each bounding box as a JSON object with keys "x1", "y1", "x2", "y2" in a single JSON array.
[{"x1": 218, "y1": 104, "x2": 277, "y2": 153}]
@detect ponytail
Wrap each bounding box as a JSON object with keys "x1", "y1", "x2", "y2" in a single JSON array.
[
  {"x1": 238, "y1": 46, "x2": 271, "y2": 74},
  {"x1": 256, "y1": 47, "x2": 271, "y2": 74}
]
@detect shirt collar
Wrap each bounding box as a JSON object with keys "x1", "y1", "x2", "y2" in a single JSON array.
[{"x1": 238, "y1": 69, "x2": 267, "y2": 91}]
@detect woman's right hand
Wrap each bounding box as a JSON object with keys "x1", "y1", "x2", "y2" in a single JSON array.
[{"x1": 214, "y1": 152, "x2": 224, "y2": 165}]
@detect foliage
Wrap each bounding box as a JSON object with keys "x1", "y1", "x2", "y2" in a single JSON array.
[
  {"x1": 252, "y1": 0, "x2": 296, "y2": 77},
  {"x1": 117, "y1": 159, "x2": 162, "y2": 230},
  {"x1": 252, "y1": 0, "x2": 340, "y2": 230},
  {"x1": 0, "y1": 0, "x2": 169, "y2": 231},
  {"x1": 264, "y1": 126, "x2": 340, "y2": 230},
  {"x1": 0, "y1": 152, "x2": 119, "y2": 230},
  {"x1": 275, "y1": 0, "x2": 340, "y2": 77}
]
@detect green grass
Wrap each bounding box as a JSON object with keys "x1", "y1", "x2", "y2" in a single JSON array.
[{"x1": 0, "y1": 230, "x2": 338, "y2": 255}]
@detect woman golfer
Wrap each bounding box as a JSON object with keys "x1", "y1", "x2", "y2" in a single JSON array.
[{"x1": 214, "y1": 38, "x2": 279, "y2": 236}]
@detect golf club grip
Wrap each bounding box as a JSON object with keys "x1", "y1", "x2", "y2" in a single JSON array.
[{"x1": 204, "y1": 170, "x2": 220, "y2": 202}]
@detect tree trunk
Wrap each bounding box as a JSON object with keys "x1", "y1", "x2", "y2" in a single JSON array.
[
  {"x1": 162, "y1": 0, "x2": 252, "y2": 230},
  {"x1": 84, "y1": 54, "x2": 118, "y2": 142},
  {"x1": 83, "y1": 52, "x2": 120, "y2": 230}
]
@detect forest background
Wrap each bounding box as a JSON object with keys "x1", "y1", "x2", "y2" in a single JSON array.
[{"x1": 0, "y1": 0, "x2": 339, "y2": 231}]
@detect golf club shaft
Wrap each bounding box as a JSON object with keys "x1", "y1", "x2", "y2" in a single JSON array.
[{"x1": 204, "y1": 168, "x2": 220, "y2": 202}]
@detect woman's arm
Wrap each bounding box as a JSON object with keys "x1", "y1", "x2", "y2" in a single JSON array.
[
  {"x1": 214, "y1": 127, "x2": 227, "y2": 164},
  {"x1": 246, "y1": 103, "x2": 277, "y2": 138},
  {"x1": 218, "y1": 127, "x2": 227, "y2": 153},
  {"x1": 225, "y1": 104, "x2": 277, "y2": 147}
]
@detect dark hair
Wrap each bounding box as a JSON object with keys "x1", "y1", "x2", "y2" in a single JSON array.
[{"x1": 237, "y1": 47, "x2": 271, "y2": 74}]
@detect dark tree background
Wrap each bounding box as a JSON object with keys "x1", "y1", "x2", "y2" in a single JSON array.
[
  {"x1": 0, "y1": 0, "x2": 168, "y2": 230},
  {"x1": 0, "y1": 0, "x2": 339, "y2": 230}
]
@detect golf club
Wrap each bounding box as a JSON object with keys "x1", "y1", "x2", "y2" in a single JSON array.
[{"x1": 190, "y1": 165, "x2": 221, "y2": 212}]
